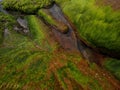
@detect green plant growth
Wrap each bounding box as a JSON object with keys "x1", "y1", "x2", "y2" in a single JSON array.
[
  {"x1": 0, "y1": 14, "x2": 56, "y2": 89},
  {"x1": 0, "y1": 0, "x2": 120, "y2": 89},
  {"x1": 0, "y1": 12, "x2": 15, "y2": 44},
  {"x1": 26, "y1": 15, "x2": 57, "y2": 51},
  {"x1": 2, "y1": 0, "x2": 53, "y2": 13},
  {"x1": 55, "y1": 61, "x2": 103, "y2": 90},
  {"x1": 38, "y1": 9, "x2": 69, "y2": 33},
  {"x1": 104, "y1": 58, "x2": 120, "y2": 80},
  {"x1": 56, "y1": 0, "x2": 120, "y2": 53}
]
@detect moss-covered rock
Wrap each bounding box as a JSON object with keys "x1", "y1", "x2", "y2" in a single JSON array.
[{"x1": 55, "y1": 0, "x2": 120, "y2": 53}]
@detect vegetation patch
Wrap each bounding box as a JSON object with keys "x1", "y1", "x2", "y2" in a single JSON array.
[
  {"x1": 0, "y1": 12, "x2": 15, "y2": 44},
  {"x1": 104, "y1": 58, "x2": 120, "y2": 80},
  {"x1": 56, "y1": 0, "x2": 120, "y2": 53},
  {"x1": 1, "y1": 0, "x2": 54, "y2": 13},
  {"x1": 26, "y1": 15, "x2": 57, "y2": 51},
  {"x1": 0, "y1": 0, "x2": 120, "y2": 89}
]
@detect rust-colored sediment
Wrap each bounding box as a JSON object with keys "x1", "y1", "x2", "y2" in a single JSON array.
[
  {"x1": 76, "y1": 60, "x2": 120, "y2": 90},
  {"x1": 104, "y1": 0, "x2": 120, "y2": 10},
  {"x1": 96, "y1": 0, "x2": 120, "y2": 10},
  {"x1": 45, "y1": 51, "x2": 120, "y2": 90}
]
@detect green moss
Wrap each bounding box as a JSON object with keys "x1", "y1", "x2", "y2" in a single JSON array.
[
  {"x1": 0, "y1": 0, "x2": 120, "y2": 89},
  {"x1": 26, "y1": 15, "x2": 45, "y2": 40},
  {"x1": 0, "y1": 29, "x2": 3, "y2": 44},
  {"x1": 56, "y1": 61, "x2": 103, "y2": 90},
  {"x1": 38, "y1": 9, "x2": 69, "y2": 33},
  {"x1": 0, "y1": 19, "x2": 53, "y2": 89},
  {"x1": 26, "y1": 15, "x2": 57, "y2": 51},
  {"x1": 67, "y1": 62, "x2": 90, "y2": 85},
  {"x1": 56, "y1": 0, "x2": 120, "y2": 53},
  {"x1": 2, "y1": 0, "x2": 54, "y2": 13},
  {"x1": 0, "y1": 12, "x2": 16, "y2": 44},
  {"x1": 38, "y1": 9, "x2": 55, "y2": 25},
  {"x1": 104, "y1": 58, "x2": 120, "y2": 80}
]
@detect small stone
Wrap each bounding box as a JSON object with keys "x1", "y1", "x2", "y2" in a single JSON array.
[
  {"x1": 23, "y1": 29, "x2": 29, "y2": 34},
  {"x1": 17, "y1": 17, "x2": 28, "y2": 29},
  {"x1": 14, "y1": 26, "x2": 21, "y2": 31},
  {"x1": 4, "y1": 28, "x2": 10, "y2": 37},
  {"x1": 56, "y1": 22, "x2": 69, "y2": 34}
]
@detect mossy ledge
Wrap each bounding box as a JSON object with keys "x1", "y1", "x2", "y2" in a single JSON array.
[{"x1": 1, "y1": 0, "x2": 54, "y2": 13}]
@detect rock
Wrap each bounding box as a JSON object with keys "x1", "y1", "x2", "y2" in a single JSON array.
[
  {"x1": 23, "y1": 29, "x2": 29, "y2": 34},
  {"x1": 56, "y1": 22, "x2": 69, "y2": 34},
  {"x1": 17, "y1": 17, "x2": 28, "y2": 29},
  {"x1": 14, "y1": 26, "x2": 22, "y2": 31},
  {"x1": 4, "y1": 28, "x2": 10, "y2": 37}
]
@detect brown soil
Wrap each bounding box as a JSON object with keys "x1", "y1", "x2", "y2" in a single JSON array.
[
  {"x1": 97, "y1": 0, "x2": 120, "y2": 10},
  {"x1": 104, "y1": 0, "x2": 120, "y2": 10},
  {"x1": 45, "y1": 51, "x2": 120, "y2": 90},
  {"x1": 75, "y1": 60, "x2": 120, "y2": 90}
]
